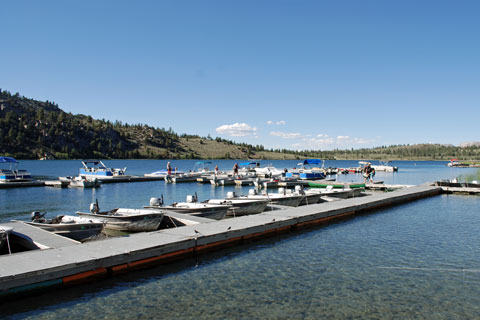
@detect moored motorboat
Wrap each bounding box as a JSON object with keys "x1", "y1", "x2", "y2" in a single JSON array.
[
  {"x1": 285, "y1": 159, "x2": 326, "y2": 180},
  {"x1": 79, "y1": 160, "x2": 128, "y2": 180},
  {"x1": 145, "y1": 169, "x2": 185, "y2": 178},
  {"x1": 360, "y1": 161, "x2": 398, "y2": 172},
  {"x1": 169, "y1": 172, "x2": 202, "y2": 183},
  {"x1": 254, "y1": 165, "x2": 284, "y2": 178},
  {"x1": 293, "y1": 186, "x2": 322, "y2": 206},
  {"x1": 76, "y1": 202, "x2": 164, "y2": 232},
  {"x1": 59, "y1": 176, "x2": 101, "y2": 188},
  {"x1": 307, "y1": 181, "x2": 365, "y2": 189},
  {"x1": 147, "y1": 195, "x2": 230, "y2": 220},
  {"x1": 238, "y1": 188, "x2": 304, "y2": 207},
  {"x1": 0, "y1": 225, "x2": 13, "y2": 251},
  {"x1": 24, "y1": 212, "x2": 104, "y2": 241},
  {"x1": 203, "y1": 192, "x2": 269, "y2": 216},
  {"x1": 307, "y1": 185, "x2": 355, "y2": 199},
  {"x1": 0, "y1": 157, "x2": 32, "y2": 182},
  {"x1": 210, "y1": 175, "x2": 235, "y2": 186}
]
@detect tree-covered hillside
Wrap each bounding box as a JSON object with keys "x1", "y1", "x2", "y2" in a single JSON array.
[
  {"x1": 1, "y1": 89, "x2": 480, "y2": 160},
  {"x1": 0, "y1": 90, "x2": 186, "y2": 159},
  {"x1": 0, "y1": 89, "x2": 273, "y2": 159}
]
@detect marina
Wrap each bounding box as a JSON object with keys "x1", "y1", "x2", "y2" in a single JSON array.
[
  {"x1": 0, "y1": 184, "x2": 441, "y2": 298},
  {"x1": 0, "y1": 159, "x2": 479, "y2": 319}
]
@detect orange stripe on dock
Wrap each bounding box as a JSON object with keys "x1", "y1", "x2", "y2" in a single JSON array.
[
  {"x1": 63, "y1": 267, "x2": 107, "y2": 285},
  {"x1": 195, "y1": 236, "x2": 242, "y2": 252},
  {"x1": 110, "y1": 248, "x2": 194, "y2": 273},
  {"x1": 295, "y1": 211, "x2": 355, "y2": 228}
]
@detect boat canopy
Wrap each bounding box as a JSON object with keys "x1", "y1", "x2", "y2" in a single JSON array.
[
  {"x1": 239, "y1": 162, "x2": 260, "y2": 166},
  {"x1": 82, "y1": 160, "x2": 107, "y2": 168},
  {"x1": 195, "y1": 161, "x2": 212, "y2": 165},
  {"x1": 303, "y1": 159, "x2": 322, "y2": 165},
  {"x1": 0, "y1": 157, "x2": 18, "y2": 163}
]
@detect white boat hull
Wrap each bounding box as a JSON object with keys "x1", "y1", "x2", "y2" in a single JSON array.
[
  {"x1": 76, "y1": 209, "x2": 164, "y2": 232},
  {"x1": 205, "y1": 199, "x2": 269, "y2": 216}
]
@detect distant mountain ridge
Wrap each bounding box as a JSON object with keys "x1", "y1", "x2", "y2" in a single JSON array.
[
  {"x1": 460, "y1": 141, "x2": 480, "y2": 148},
  {"x1": 1, "y1": 89, "x2": 479, "y2": 160}
]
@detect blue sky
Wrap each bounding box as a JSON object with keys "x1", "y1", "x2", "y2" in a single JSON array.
[{"x1": 1, "y1": 1, "x2": 479, "y2": 150}]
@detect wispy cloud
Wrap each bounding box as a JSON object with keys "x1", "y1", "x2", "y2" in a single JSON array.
[
  {"x1": 270, "y1": 131, "x2": 302, "y2": 139},
  {"x1": 215, "y1": 123, "x2": 257, "y2": 137},
  {"x1": 268, "y1": 132, "x2": 376, "y2": 150},
  {"x1": 266, "y1": 120, "x2": 286, "y2": 125}
]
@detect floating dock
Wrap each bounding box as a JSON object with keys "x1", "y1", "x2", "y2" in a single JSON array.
[
  {"x1": 0, "y1": 181, "x2": 45, "y2": 189},
  {"x1": 0, "y1": 176, "x2": 166, "y2": 189},
  {"x1": 439, "y1": 186, "x2": 480, "y2": 195},
  {"x1": 0, "y1": 184, "x2": 442, "y2": 298}
]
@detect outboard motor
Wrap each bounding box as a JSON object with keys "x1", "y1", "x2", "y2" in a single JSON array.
[
  {"x1": 186, "y1": 195, "x2": 194, "y2": 203},
  {"x1": 278, "y1": 187, "x2": 286, "y2": 195},
  {"x1": 150, "y1": 197, "x2": 162, "y2": 207},
  {"x1": 226, "y1": 191, "x2": 236, "y2": 198},
  {"x1": 31, "y1": 211, "x2": 41, "y2": 221},
  {"x1": 90, "y1": 200, "x2": 100, "y2": 214},
  {"x1": 295, "y1": 185, "x2": 305, "y2": 195},
  {"x1": 31, "y1": 211, "x2": 46, "y2": 222},
  {"x1": 248, "y1": 189, "x2": 257, "y2": 196}
]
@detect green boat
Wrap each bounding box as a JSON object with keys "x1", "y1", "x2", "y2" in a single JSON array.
[{"x1": 307, "y1": 182, "x2": 365, "y2": 189}]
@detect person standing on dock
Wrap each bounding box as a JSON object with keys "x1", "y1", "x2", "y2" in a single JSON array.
[
  {"x1": 214, "y1": 165, "x2": 219, "y2": 176},
  {"x1": 370, "y1": 167, "x2": 375, "y2": 183},
  {"x1": 167, "y1": 162, "x2": 172, "y2": 176},
  {"x1": 363, "y1": 163, "x2": 373, "y2": 183},
  {"x1": 233, "y1": 163, "x2": 239, "y2": 178}
]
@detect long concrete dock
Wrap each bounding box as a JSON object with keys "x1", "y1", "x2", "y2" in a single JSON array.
[{"x1": 0, "y1": 185, "x2": 441, "y2": 297}]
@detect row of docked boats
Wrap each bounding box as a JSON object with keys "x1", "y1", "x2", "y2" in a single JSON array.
[
  {"x1": 1, "y1": 157, "x2": 399, "y2": 187},
  {"x1": 143, "y1": 159, "x2": 399, "y2": 187},
  {"x1": 5, "y1": 183, "x2": 365, "y2": 245}
]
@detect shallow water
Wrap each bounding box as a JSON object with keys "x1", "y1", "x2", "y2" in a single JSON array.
[{"x1": 1, "y1": 160, "x2": 479, "y2": 319}]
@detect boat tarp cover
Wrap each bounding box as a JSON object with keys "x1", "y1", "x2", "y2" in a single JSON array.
[
  {"x1": 239, "y1": 162, "x2": 260, "y2": 166},
  {"x1": 303, "y1": 159, "x2": 322, "y2": 165},
  {"x1": 0, "y1": 157, "x2": 18, "y2": 163},
  {"x1": 308, "y1": 182, "x2": 366, "y2": 189},
  {"x1": 82, "y1": 160, "x2": 102, "y2": 165},
  {"x1": 195, "y1": 161, "x2": 212, "y2": 165}
]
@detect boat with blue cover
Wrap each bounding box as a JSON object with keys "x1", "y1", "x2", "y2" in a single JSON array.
[
  {"x1": 0, "y1": 157, "x2": 32, "y2": 182},
  {"x1": 286, "y1": 159, "x2": 326, "y2": 180},
  {"x1": 79, "y1": 160, "x2": 128, "y2": 180}
]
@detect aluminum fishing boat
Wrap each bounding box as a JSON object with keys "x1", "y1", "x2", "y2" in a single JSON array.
[
  {"x1": 77, "y1": 202, "x2": 164, "y2": 232},
  {"x1": 148, "y1": 195, "x2": 230, "y2": 220},
  {"x1": 203, "y1": 192, "x2": 269, "y2": 216},
  {"x1": 24, "y1": 212, "x2": 104, "y2": 241},
  {"x1": 235, "y1": 189, "x2": 304, "y2": 207},
  {"x1": 59, "y1": 176, "x2": 101, "y2": 188},
  {"x1": 0, "y1": 225, "x2": 13, "y2": 251}
]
